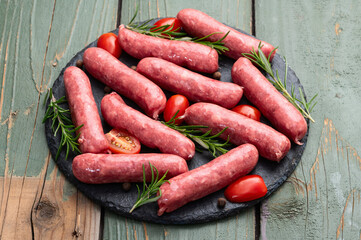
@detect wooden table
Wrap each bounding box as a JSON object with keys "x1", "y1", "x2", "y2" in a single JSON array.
[{"x1": 0, "y1": 0, "x2": 360, "y2": 239}]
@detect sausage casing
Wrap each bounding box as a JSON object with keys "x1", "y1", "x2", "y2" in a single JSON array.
[
  {"x1": 118, "y1": 24, "x2": 219, "y2": 73},
  {"x1": 232, "y1": 57, "x2": 307, "y2": 144},
  {"x1": 83, "y1": 47, "x2": 166, "y2": 119},
  {"x1": 136, "y1": 57, "x2": 243, "y2": 109},
  {"x1": 63, "y1": 66, "x2": 108, "y2": 154},
  {"x1": 157, "y1": 144, "x2": 258, "y2": 215},
  {"x1": 72, "y1": 153, "x2": 188, "y2": 184},
  {"x1": 101, "y1": 92, "x2": 195, "y2": 160}
]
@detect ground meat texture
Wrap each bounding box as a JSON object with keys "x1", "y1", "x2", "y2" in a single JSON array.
[
  {"x1": 157, "y1": 144, "x2": 258, "y2": 216},
  {"x1": 72, "y1": 153, "x2": 188, "y2": 184},
  {"x1": 118, "y1": 25, "x2": 219, "y2": 74},
  {"x1": 183, "y1": 102, "x2": 291, "y2": 162},
  {"x1": 63, "y1": 66, "x2": 108, "y2": 154},
  {"x1": 83, "y1": 47, "x2": 166, "y2": 119},
  {"x1": 136, "y1": 57, "x2": 243, "y2": 109},
  {"x1": 232, "y1": 57, "x2": 307, "y2": 145},
  {"x1": 101, "y1": 92, "x2": 195, "y2": 160},
  {"x1": 177, "y1": 8, "x2": 276, "y2": 61}
]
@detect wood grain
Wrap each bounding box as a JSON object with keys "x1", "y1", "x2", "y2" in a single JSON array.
[
  {"x1": 0, "y1": 0, "x2": 117, "y2": 238},
  {"x1": 255, "y1": 1, "x2": 361, "y2": 239},
  {"x1": 102, "y1": 1, "x2": 256, "y2": 239}
]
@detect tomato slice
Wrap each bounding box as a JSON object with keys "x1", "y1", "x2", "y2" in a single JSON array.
[
  {"x1": 163, "y1": 94, "x2": 189, "y2": 125},
  {"x1": 232, "y1": 105, "x2": 261, "y2": 121},
  {"x1": 224, "y1": 175, "x2": 267, "y2": 203},
  {"x1": 105, "y1": 129, "x2": 141, "y2": 154},
  {"x1": 97, "y1": 33, "x2": 122, "y2": 58},
  {"x1": 150, "y1": 18, "x2": 182, "y2": 36}
]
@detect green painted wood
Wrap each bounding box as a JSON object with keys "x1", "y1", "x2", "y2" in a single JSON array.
[
  {"x1": 255, "y1": 1, "x2": 361, "y2": 239},
  {"x1": 0, "y1": 0, "x2": 118, "y2": 238},
  {"x1": 103, "y1": 1, "x2": 256, "y2": 239}
]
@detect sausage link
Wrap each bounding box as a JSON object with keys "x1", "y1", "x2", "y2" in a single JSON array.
[
  {"x1": 63, "y1": 66, "x2": 108, "y2": 154},
  {"x1": 136, "y1": 57, "x2": 243, "y2": 109},
  {"x1": 83, "y1": 47, "x2": 166, "y2": 119},
  {"x1": 157, "y1": 144, "x2": 258, "y2": 216},
  {"x1": 232, "y1": 57, "x2": 307, "y2": 144},
  {"x1": 183, "y1": 102, "x2": 290, "y2": 162},
  {"x1": 101, "y1": 92, "x2": 195, "y2": 160},
  {"x1": 177, "y1": 8, "x2": 276, "y2": 61},
  {"x1": 118, "y1": 25, "x2": 219, "y2": 73},
  {"x1": 72, "y1": 153, "x2": 188, "y2": 184}
]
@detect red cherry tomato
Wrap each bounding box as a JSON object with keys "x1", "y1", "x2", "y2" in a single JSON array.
[
  {"x1": 232, "y1": 105, "x2": 261, "y2": 121},
  {"x1": 224, "y1": 175, "x2": 267, "y2": 203},
  {"x1": 97, "y1": 33, "x2": 122, "y2": 58},
  {"x1": 150, "y1": 18, "x2": 182, "y2": 36},
  {"x1": 163, "y1": 95, "x2": 189, "y2": 125},
  {"x1": 105, "y1": 129, "x2": 141, "y2": 154}
]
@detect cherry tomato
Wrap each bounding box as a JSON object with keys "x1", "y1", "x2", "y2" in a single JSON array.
[
  {"x1": 232, "y1": 105, "x2": 261, "y2": 121},
  {"x1": 150, "y1": 18, "x2": 182, "y2": 36},
  {"x1": 97, "y1": 33, "x2": 122, "y2": 58},
  {"x1": 105, "y1": 129, "x2": 141, "y2": 154},
  {"x1": 163, "y1": 94, "x2": 189, "y2": 125},
  {"x1": 224, "y1": 175, "x2": 267, "y2": 203}
]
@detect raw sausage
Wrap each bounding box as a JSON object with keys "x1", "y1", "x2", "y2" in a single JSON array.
[
  {"x1": 63, "y1": 66, "x2": 108, "y2": 154},
  {"x1": 183, "y1": 102, "x2": 290, "y2": 162},
  {"x1": 177, "y1": 8, "x2": 276, "y2": 61},
  {"x1": 136, "y1": 57, "x2": 243, "y2": 109},
  {"x1": 83, "y1": 47, "x2": 166, "y2": 119},
  {"x1": 232, "y1": 57, "x2": 307, "y2": 144},
  {"x1": 157, "y1": 143, "x2": 258, "y2": 216},
  {"x1": 72, "y1": 153, "x2": 188, "y2": 184},
  {"x1": 101, "y1": 92, "x2": 195, "y2": 160},
  {"x1": 118, "y1": 24, "x2": 219, "y2": 73}
]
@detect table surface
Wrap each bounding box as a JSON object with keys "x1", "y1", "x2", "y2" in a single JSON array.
[{"x1": 0, "y1": 0, "x2": 360, "y2": 239}]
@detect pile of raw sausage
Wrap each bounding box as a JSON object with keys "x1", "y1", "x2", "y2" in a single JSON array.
[{"x1": 63, "y1": 9, "x2": 307, "y2": 217}]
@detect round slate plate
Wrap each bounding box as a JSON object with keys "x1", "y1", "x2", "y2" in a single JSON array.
[{"x1": 44, "y1": 20, "x2": 309, "y2": 224}]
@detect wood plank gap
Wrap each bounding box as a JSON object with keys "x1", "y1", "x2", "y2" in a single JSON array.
[
  {"x1": 251, "y1": 0, "x2": 256, "y2": 36},
  {"x1": 117, "y1": 0, "x2": 123, "y2": 27},
  {"x1": 98, "y1": 207, "x2": 105, "y2": 240},
  {"x1": 30, "y1": 153, "x2": 52, "y2": 240},
  {"x1": 255, "y1": 203, "x2": 260, "y2": 240}
]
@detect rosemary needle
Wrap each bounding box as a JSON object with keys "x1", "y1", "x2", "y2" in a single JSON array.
[
  {"x1": 42, "y1": 88, "x2": 82, "y2": 160},
  {"x1": 161, "y1": 112, "x2": 230, "y2": 158},
  {"x1": 129, "y1": 162, "x2": 169, "y2": 213},
  {"x1": 242, "y1": 43, "x2": 317, "y2": 122}
]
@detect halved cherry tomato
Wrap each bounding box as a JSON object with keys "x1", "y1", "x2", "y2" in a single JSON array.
[
  {"x1": 150, "y1": 18, "x2": 182, "y2": 36},
  {"x1": 163, "y1": 94, "x2": 189, "y2": 125},
  {"x1": 105, "y1": 129, "x2": 141, "y2": 154},
  {"x1": 224, "y1": 175, "x2": 267, "y2": 203},
  {"x1": 232, "y1": 105, "x2": 261, "y2": 121},
  {"x1": 97, "y1": 33, "x2": 122, "y2": 58}
]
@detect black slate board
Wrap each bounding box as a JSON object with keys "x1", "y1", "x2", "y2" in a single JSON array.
[{"x1": 44, "y1": 21, "x2": 309, "y2": 224}]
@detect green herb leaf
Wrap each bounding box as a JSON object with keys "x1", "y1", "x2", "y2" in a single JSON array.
[
  {"x1": 129, "y1": 162, "x2": 169, "y2": 213},
  {"x1": 161, "y1": 111, "x2": 230, "y2": 157},
  {"x1": 42, "y1": 88, "x2": 82, "y2": 160}
]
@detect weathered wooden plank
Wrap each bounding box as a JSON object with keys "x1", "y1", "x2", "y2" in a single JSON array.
[
  {"x1": 255, "y1": 1, "x2": 361, "y2": 239},
  {"x1": 103, "y1": 1, "x2": 256, "y2": 239},
  {"x1": 0, "y1": 0, "x2": 117, "y2": 239}
]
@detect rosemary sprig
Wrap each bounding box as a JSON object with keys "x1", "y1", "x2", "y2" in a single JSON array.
[
  {"x1": 42, "y1": 88, "x2": 82, "y2": 160},
  {"x1": 129, "y1": 162, "x2": 169, "y2": 213},
  {"x1": 161, "y1": 112, "x2": 230, "y2": 157},
  {"x1": 242, "y1": 43, "x2": 317, "y2": 122},
  {"x1": 126, "y1": 6, "x2": 229, "y2": 54}
]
